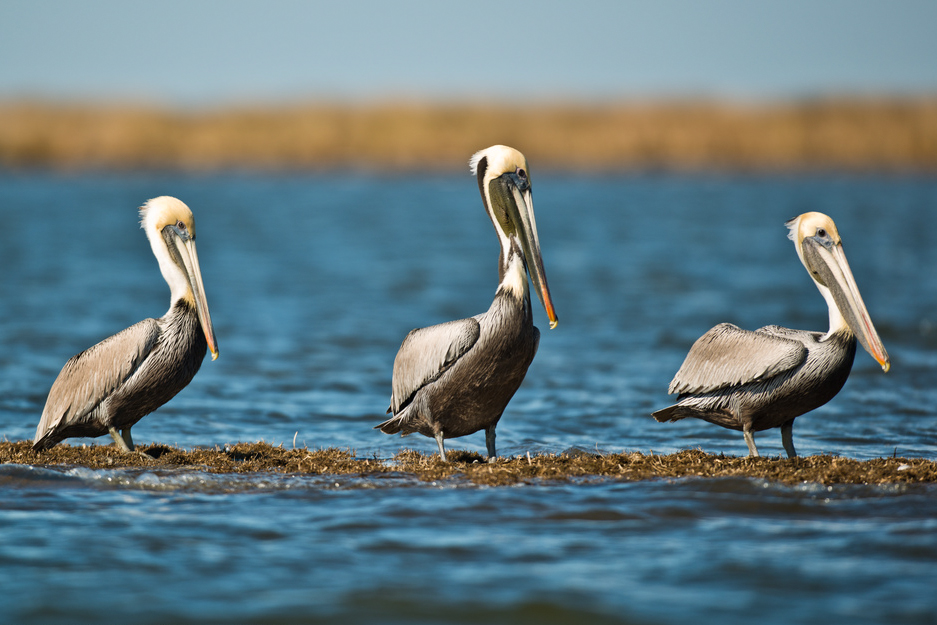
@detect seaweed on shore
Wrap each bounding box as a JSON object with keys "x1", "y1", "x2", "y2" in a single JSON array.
[{"x1": 1, "y1": 440, "x2": 934, "y2": 487}]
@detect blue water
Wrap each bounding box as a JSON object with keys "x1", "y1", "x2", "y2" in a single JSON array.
[{"x1": 1, "y1": 170, "x2": 936, "y2": 623}]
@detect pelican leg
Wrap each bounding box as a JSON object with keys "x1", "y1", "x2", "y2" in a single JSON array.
[
  {"x1": 107, "y1": 426, "x2": 152, "y2": 460},
  {"x1": 108, "y1": 427, "x2": 134, "y2": 453},
  {"x1": 434, "y1": 431, "x2": 448, "y2": 462},
  {"x1": 485, "y1": 426, "x2": 497, "y2": 462},
  {"x1": 743, "y1": 426, "x2": 760, "y2": 458},
  {"x1": 780, "y1": 420, "x2": 797, "y2": 458}
]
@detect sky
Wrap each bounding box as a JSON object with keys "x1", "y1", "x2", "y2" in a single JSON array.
[{"x1": 1, "y1": 0, "x2": 935, "y2": 106}]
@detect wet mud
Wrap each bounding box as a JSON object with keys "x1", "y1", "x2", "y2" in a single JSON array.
[{"x1": 2, "y1": 440, "x2": 935, "y2": 486}]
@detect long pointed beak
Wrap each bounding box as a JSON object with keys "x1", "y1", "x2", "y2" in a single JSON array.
[
  {"x1": 803, "y1": 238, "x2": 889, "y2": 371},
  {"x1": 177, "y1": 238, "x2": 219, "y2": 360},
  {"x1": 509, "y1": 187, "x2": 558, "y2": 328}
]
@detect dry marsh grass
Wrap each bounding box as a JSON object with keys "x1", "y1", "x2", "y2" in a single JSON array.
[{"x1": 1, "y1": 98, "x2": 936, "y2": 172}]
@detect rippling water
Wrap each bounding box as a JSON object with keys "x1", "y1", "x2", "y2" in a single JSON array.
[{"x1": 1, "y1": 170, "x2": 936, "y2": 623}]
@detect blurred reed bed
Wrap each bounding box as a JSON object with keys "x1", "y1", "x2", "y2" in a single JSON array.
[{"x1": 1, "y1": 98, "x2": 936, "y2": 172}]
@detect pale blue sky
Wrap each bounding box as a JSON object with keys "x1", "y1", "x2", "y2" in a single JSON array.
[{"x1": 1, "y1": 0, "x2": 935, "y2": 106}]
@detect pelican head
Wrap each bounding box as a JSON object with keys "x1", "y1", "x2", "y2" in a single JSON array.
[
  {"x1": 787, "y1": 212, "x2": 888, "y2": 372},
  {"x1": 140, "y1": 196, "x2": 219, "y2": 360},
  {"x1": 470, "y1": 145, "x2": 558, "y2": 328}
]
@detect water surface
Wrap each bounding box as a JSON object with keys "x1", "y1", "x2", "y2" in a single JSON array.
[{"x1": 0, "y1": 171, "x2": 935, "y2": 623}]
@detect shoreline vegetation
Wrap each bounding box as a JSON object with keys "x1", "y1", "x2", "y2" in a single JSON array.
[
  {"x1": 1, "y1": 97, "x2": 936, "y2": 173},
  {"x1": 1, "y1": 440, "x2": 934, "y2": 486}
]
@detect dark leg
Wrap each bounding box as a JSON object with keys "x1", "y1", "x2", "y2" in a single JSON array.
[
  {"x1": 434, "y1": 431, "x2": 447, "y2": 462},
  {"x1": 108, "y1": 426, "x2": 152, "y2": 459},
  {"x1": 743, "y1": 425, "x2": 759, "y2": 458},
  {"x1": 121, "y1": 428, "x2": 135, "y2": 452},
  {"x1": 780, "y1": 420, "x2": 797, "y2": 458},
  {"x1": 485, "y1": 426, "x2": 497, "y2": 462},
  {"x1": 108, "y1": 427, "x2": 133, "y2": 452}
]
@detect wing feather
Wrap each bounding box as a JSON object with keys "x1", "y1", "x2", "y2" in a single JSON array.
[
  {"x1": 668, "y1": 323, "x2": 807, "y2": 395},
  {"x1": 34, "y1": 319, "x2": 160, "y2": 445},
  {"x1": 389, "y1": 318, "x2": 481, "y2": 414}
]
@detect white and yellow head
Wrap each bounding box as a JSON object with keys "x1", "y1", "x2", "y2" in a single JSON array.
[
  {"x1": 469, "y1": 145, "x2": 557, "y2": 328},
  {"x1": 141, "y1": 196, "x2": 197, "y2": 239},
  {"x1": 786, "y1": 211, "x2": 842, "y2": 271},
  {"x1": 140, "y1": 196, "x2": 218, "y2": 360},
  {"x1": 785, "y1": 211, "x2": 887, "y2": 371}
]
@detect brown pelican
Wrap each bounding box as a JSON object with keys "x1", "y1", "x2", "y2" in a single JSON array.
[
  {"x1": 33, "y1": 196, "x2": 218, "y2": 452},
  {"x1": 376, "y1": 145, "x2": 558, "y2": 461},
  {"x1": 652, "y1": 212, "x2": 889, "y2": 458}
]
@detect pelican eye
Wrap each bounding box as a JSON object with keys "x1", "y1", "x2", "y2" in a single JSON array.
[
  {"x1": 516, "y1": 167, "x2": 527, "y2": 179},
  {"x1": 176, "y1": 220, "x2": 187, "y2": 230},
  {"x1": 816, "y1": 228, "x2": 827, "y2": 238}
]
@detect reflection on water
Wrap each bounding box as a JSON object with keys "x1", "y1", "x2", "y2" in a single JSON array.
[{"x1": 0, "y1": 171, "x2": 936, "y2": 623}]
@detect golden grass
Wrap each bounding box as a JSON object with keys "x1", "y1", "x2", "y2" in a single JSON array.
[
  {"x1": 1, "y1": 440, "x2": 934, "y2": 486},
  {"x1": 1, "y1": 98, "x2": 936, "y2": 172}
]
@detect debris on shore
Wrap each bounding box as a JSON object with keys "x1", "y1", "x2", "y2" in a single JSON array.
[{"x1": 1, "y1": 440, "x2": 934, "y2": 486}]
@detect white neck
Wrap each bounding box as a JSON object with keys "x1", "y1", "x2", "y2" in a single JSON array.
[
  {"x1": 148, "y1": 230, "x2": 192, "y2": 312},
  {"x1": 499, "y1": 247, "x2": 528, "y2": 300},
  {"x1": 816, "y1": 281, "x2": 848, "y2": 340}
]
